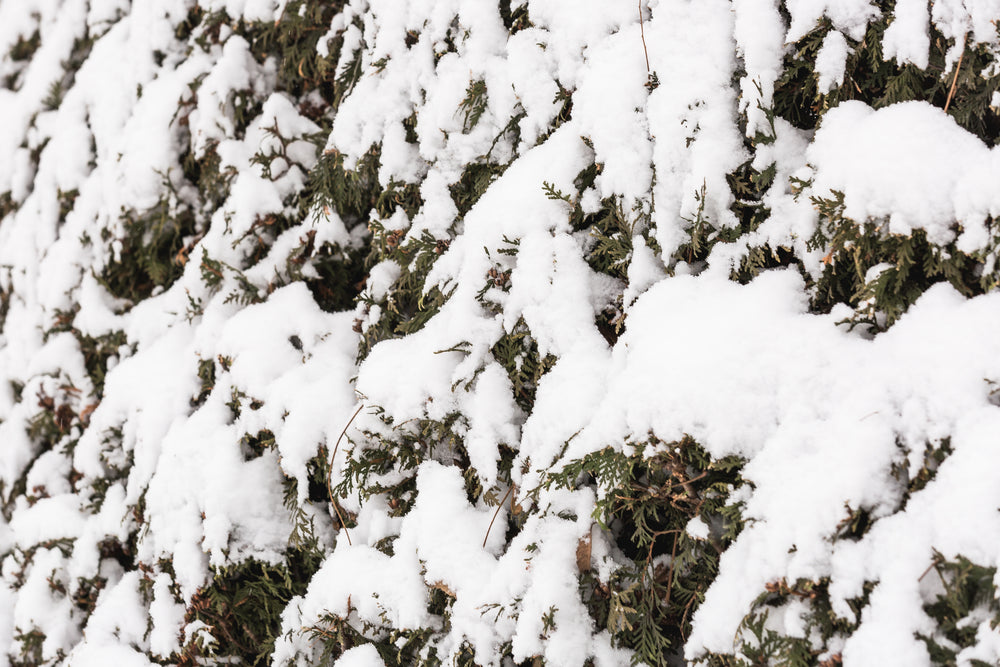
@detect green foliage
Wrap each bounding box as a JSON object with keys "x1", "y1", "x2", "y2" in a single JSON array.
[
  {"x1": 776, "y1": 16, "x2": 1000, "y2": 144},
  {"x1": 919, "y1": 554, "x2": 1000, "y2": 664},
  {"x1": 9, "y1": 2, "x2": 1000, "y2": 666},
  {"x1": 336, "y1": 409, "x2": 464, "y2": 511},
  {"x1": 301, "y1": 236, "x2": 368, "y2": 313},
  {"x1": 549, "y1": 438, "x2": 747, "y2": 665},
  {"x1": 305, "y1": 148, "x2": 381, "y2": 227},
  {"x1": 743, "y1": 14, "x2": 1000, "y2": 332},
  {"x1": 0, "y1": 191, "x2": 16, "y2": 221},
  {"x1": 899, "y1": 438, "x2": 954, "y2": 499},
  {"x1": 180, "y1": 141, "x2": 231, "y2": 214},
  {"x1": 241, "y1": 429, "x2": 276, "y2": 461},
  {"x1": 459, "y1": 79, "x2": 489, "y2": 132},
  {"x1": 192, "y1": 357, "x2": 216, "y2": 408},
  {"x1": 807, "y1": 193, "x2": 987, "y2": 329},
  {"x1": 12, "y1": 629, "x2": 45, "y2": 667},
  {"x1": 450, "y1": 160, "x2": 505, "y2": 217},
  {"x1": 99, "y1": 196, "x2": 197, "y2": 306},
  {"x1": 696, "y1": 575, "x2": 874, "y2": 667},
  {"x1": 305, "y1": 611, "x2": 447, "y2": 667},
  {"x1": 4, "y1": 30, "x2": 41, "y2": 90},
  {"x1": 83, "y1": 428, "x2": 133, "y2": 513},
  {"x1": 499, "y1": 0, "x2": 532, "y2": 33},
  {"x1": 8, "y1": 31, "x2": 41, "y2": 62},
  {"x1": 539, "y1": 166, "x2": 654, "y2": 342},
  {"x1": 490, "y1": 318, "x2": 557, "y2": 413},
  {"x1": 0, "y1": 285, "x2": 9, "y2": 336},
  {"x1": 356, "y1": 226, "x2": 451, "y2": 358},
  {"x1": 171, "y1": 2, "x2": 374, "y2": 323},
  {"x1": 77, "y1": 330, "x2": 129, "y2": 399},
  {"x1": 549, "y1": 163, "x2": 639, "y2": 284},
  {"x1": 724, "y1": 104, "x2": 799, "y2": 285},
  {"x1": 180, "y1": 2, "x2": 346, "y2": 105},
  {"x1": 247, "y1": 0, "x2": 346, "y2": 101},
  {"x1": 182, "y1": 549, "x2": 324, "y2": 666}
]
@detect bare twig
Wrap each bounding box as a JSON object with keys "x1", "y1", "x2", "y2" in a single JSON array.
[
  {"x1": 332, "y1": 402, "x2": 364, "y2": 466},
  {"x1": 944, "y1": 33, "x2": 967, "y2": 113},
  {"x1": 644, "y1": 528, "x2": 682, "y2": 575},
  {"x1": 483, "y1": 484, "x2": 516, "y2": 548},
  {"x1": 638, "y1": 0, "x2": 650, "y2": 74},
  {"x1": 324, "y1": 402, "x2": 365, "y2": 546},
  {"x1": 918, "y1": 554, "x2": 943, "y2": 582}
]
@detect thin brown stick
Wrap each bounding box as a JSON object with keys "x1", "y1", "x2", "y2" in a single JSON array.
[
  {"x1": 638, "y1": 0, "x2": 650, "y2": 74},
  {"x1": 483, "y1": 484, "x2": 515, "y2": 548},
  {"x1": 918, "y1": 555, "x2": 942, "y2": 582},
  {"x1": 675, "y1": 470, "x2": 708, "y2": 497},
  {"x1": 944, "y1": 33, "x2": 967, "y2": 113},
  {"x1": 332, "y1": 402, "x2": 365, "y2": 466},
  {"x1": 644, "y1": 528, "x2": 683, "y2": 571},
  {"x1": 325, "y1": 402, "x2": 365, "y2": 546}
]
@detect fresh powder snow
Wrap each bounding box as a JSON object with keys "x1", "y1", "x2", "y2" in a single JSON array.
[{"x1": 0, "y1": 1, "x2": 999, "y2": 666}]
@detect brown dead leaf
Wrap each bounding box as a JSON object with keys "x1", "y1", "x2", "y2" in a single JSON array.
[
  {"x1": 431, "y1": 581, "x2": 455, "y2": 597},
  {"x1": 576, "y1": 531, "x2": 592, "y2": 573},
  {"x1": 79, "y1": 403, "x2": 99, "y2": 426}
]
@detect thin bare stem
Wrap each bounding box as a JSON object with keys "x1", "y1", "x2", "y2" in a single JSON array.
[
  {"x1": 918, "y1": 555, "x2": 942, "y2": 582},
  {"x1": 332, "y1": 402, "x2": 365, "y2": 466},
  {"x1": 483, "y1": 484, "x2": 516, "y2": 548},
  {"x1": 638, "y1": 0, "x2": 650, "y2": 74},
  {"x1": 325, "y1": 402, "x2": 365, "y2": 546},
  {"x1": 944, "y1": 34, "x2": 967, "y2": 113}
]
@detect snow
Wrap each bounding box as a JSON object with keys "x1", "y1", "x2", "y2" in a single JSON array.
[
  {"x1": 808, "y1": 101, "x2": 998, "y2": 245},
  {"x1": 565, "y1": 274, "x2": 1000, "y2": 660},
  {"x1": 884, "y1": 0, "x2": 932, "y2": 68},
  {"x1": 2, "y1": 0, "x2": 1000, "y2": 665},
  {"x1": 816, "y1": 30, "x2": 850, "y2": 93},
  {"x1": 334, "y1": 644, "x2": 386, "y2": 667}
]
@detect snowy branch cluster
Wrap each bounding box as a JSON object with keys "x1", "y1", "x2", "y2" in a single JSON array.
[{"x1": 1, "y1": 1, "x2": 1000, "y2": 666}]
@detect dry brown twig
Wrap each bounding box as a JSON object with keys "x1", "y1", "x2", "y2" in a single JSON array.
[
  {"x1": 483, "y1": 483, "x2": 516, "y2": 548},
  {"x1": 638, "y1": 0, "x2": 651, "y2": 74},
  {"x1": 944, "y1": 33, "x2": 968, "y2": 113},
  {"x1": 324, "y1": 402, "x2": 365, "y2": 546}
]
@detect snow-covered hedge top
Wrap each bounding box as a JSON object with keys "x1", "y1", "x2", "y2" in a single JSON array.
[{"x1": 1, "y1": 1, "x2": 1000, "y2": 666}]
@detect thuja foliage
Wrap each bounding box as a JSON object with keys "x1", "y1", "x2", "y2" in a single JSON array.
[
  {"x1": 115, "y1": 5, "x2": 381, "y2": 663},
  {"x1": 716, "y1": 10, "x2": 1000, "y2": 333},
  {"x1": 299, "y1": 1, "x2": 1000, "y2": 663},
  {"x1": 98, "y1": 187, "x2": 199, "y2": 306},
  {"x1": 335, "y1": 408, "x2": 464, "y2": 513},
  {"x1": 919, "y1": 555, "x2": 1000, "y2": 665},
  {"x1": 807, "y1": 191, "x2": 987, "y2": 329},
  {"x1": 490, "y1": 318, "x2": 556, "y2": 413},
  {"x1": 546, "y1": 438, "x2": 747, "y2": 666},
  {"x1": 181, "y1": 549, "x2": 324, "y2": 666},
  {"x1": 705, "y1": 553, "x2": 1000, "y2": 667},
  {"x1": 699, "y1": 577, "x2": 875, "y2": 667},
  {"x1": 8, "y1": 0, "x2": 1000, "y2": 665},
  {"x1": 304, "y1": 589, "x2": 478, "y2": 667},
  {"x1": 697, "y1": 434, "x2": 984, "y2": 666},
  {"x1": 775, "y1": 11, "x2": 1000, "y2": 143}
]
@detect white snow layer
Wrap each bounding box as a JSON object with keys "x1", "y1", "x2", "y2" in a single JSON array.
[{"x1": 0, "y1": 0, "x2": 999, "y2": 666}]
